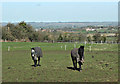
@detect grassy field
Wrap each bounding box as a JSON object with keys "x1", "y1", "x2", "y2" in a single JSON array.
[{"x1": 2, "y1": 42, "x2": 118, "y2": 82}]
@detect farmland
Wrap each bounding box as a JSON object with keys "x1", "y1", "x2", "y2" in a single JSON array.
[{"x1": 2, "y1": 42, "x2": 118, "y2": 82}]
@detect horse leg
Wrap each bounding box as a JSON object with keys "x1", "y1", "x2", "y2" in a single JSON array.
[
  {"x1": 33, "y1": 55, "x2": 38, "y2": 67},
  {"x1": 71, "y1": 56, "x2": 75, "y2": 70},
  {"x1": 38, "y1": 57, "x2": 41, "y2": 66},
  {"x1": 34, "y1": 60, "x2": 37, "y2": 67},
  {"x1": 74, "y1": 58, "x2": 77, "y2": 70},
  {"x1": 78, "y1": 61, "x2": 82, "y2": 71}
]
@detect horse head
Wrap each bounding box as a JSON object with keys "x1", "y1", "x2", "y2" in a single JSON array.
[{"x1": 78, "y1": 46, "x2": 84, "y2": 63}]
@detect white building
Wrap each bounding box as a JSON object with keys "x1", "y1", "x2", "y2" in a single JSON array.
[{"x1": 86, "y1": 28, "x2": 95, "y2": 31}]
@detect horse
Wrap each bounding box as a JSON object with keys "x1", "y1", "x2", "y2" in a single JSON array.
[
  {"x1": 71, "y1": 46, "x2": 84, "y2": 71},
  {"x1": 31, "y1": 47, "x2": 43, "y2": 67}
]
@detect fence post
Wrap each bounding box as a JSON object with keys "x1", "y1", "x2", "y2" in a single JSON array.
[
  {"x1": 112, "y1": 41, "x2": 113, "y2": 44},
  {"x1": 85, "y1": 41, "x2": 87, "y2": 46},
  {"x1": 91, "y1": 41, "x2": 93, "y2": 44},
  {"x1": 8, "y1": 46, "x2": 10, "y2": 51},
  {"x1": 74, "y1": 44, "x2": 76, "y2": 48},
  {"x1": 89, "y1": 46, "x2": 91, "y2": 52},
  {"x1": 101, "y1": 41, "x2": 102, "y2": 44},
  {"x1": 61, "y1": 46, "x2": 63, "y2": 49},
  {"x1": 106, "y1": 41, "x2": 107, "y2": 44},
  {"x1": 65, "y1": 45, "x2": 66, "y2": 51}
]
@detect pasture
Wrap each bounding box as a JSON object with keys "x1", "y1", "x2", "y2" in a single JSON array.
[{"x1": 2, "y1": 42, "x2": 118, "y2": 82}]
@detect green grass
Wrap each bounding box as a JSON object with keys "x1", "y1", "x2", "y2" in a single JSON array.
[
  {"x1": 107, "y1": 37, "x2": 117, "y2": 42},
  {"x1": 2, "y1": 42, "x2": 118, "y2": 82}
]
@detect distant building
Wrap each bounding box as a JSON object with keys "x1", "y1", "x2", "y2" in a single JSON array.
[
  {"x1": 35, "y1": 29, "x2": 38, "y2": 31},
  {"x1": 42, "y1": 29, "x2": 47, "y2": 32},
  {"x1": 86, "y1": 28, "x2": 95, "y2": 31}
]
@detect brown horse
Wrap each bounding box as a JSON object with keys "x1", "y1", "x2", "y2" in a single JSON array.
[{"x1": 71, "y1": 46, "x2": 84, "y2": 71}]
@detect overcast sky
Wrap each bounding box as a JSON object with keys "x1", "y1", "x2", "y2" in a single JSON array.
[{"x1": 2, "y1": 1, "x2": 118, "y2": 22}]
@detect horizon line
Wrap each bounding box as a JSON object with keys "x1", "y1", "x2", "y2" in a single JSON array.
[
  {"x1": 1, "y1": 21, "x2": 118, "y2": 23},
  {"x1": 0, "y1": 0, "x2": 119, "y2": 2}
]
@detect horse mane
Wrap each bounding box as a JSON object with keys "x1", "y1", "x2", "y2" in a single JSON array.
[{"x1": 78, "y1": 46, "x2": 84, "y2": 60}]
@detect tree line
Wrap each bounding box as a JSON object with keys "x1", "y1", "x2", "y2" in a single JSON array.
[{"x1": 1, "y1": 21, "x2": 112, "y2": 43}]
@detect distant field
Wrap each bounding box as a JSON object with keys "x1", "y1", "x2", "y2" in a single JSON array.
[{"x1": 2, "y1": 42, "x2": 118, "y2": 82}]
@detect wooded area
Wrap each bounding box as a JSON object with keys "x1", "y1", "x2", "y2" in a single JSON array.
[{"x1": 1, "y1": 21, "x2": 119, "y2": 43}]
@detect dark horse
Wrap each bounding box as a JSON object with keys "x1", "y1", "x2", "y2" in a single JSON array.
[
  {"x1": 71, "y1": 46, "x2": 84, "y2": 71},
  {"x1": 31, "y1": 47, "x2": 43, "y2": 67}
]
